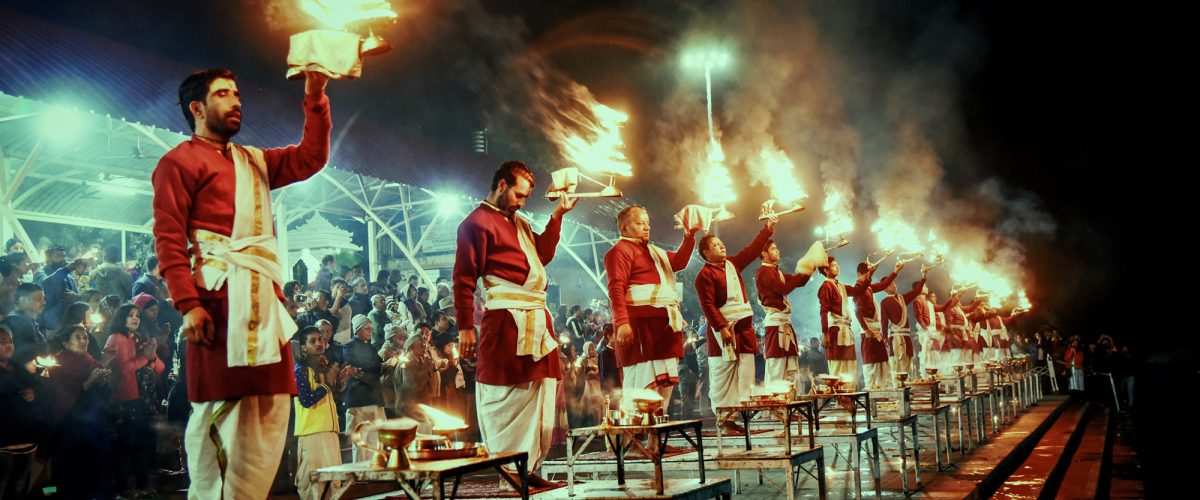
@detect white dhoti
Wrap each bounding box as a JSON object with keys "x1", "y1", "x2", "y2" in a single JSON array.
[
  {"x1": 620, "y1": 358, "x2": 680, "y2": 412},
  {"x1": 889, "y1": 332, "x2": 913, "y2": 382},
  {"x1": 476, "y1": 378, "x2": 558, "y2": 471},
  {"x1": 827, "y1": 359, "x2": 858, "y2": 385},
  {"x1": 917, "y1": 328, "x2": 941, "y2": 373},
  {"x1": 296, "y1": 432, "x2": 341, "y2": 500},
  {"x1": 186, "y1": 395, "x2": 290, "y2": 500},
  {"x1": 862, "y1": 360, "x2": 891, "y2": 389},
  {"x1": 765, "y1": 356, "x2": 802, "y2": 389},
  {"x1": 708, "y1": 353, "x2": 755, "y2": 418}
]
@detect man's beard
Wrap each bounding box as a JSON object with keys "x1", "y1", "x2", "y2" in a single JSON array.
[{"x1": 205, "y1": 110, "x2": 241, "y2": 139}]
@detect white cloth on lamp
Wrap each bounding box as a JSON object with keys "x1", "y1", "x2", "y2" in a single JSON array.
[
  {"x1": 547, "y1": 168, "x2": 580, "y2": 196},
  {"x1": 287, "y1": 30, "x2": 364, "y2": 80},
  {"x1": 674, "y1": 204, "x2": 732, "y2": 233}
]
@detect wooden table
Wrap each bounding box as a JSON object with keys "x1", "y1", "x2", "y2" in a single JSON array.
[
  {"x1": 714, "y1": 400, "x2": 816, "y2": 454},
  {"x1": 565, "y1": 419, "x2": 706, "y2": 496},
  {"x1": 313, "y1": 451, "x2": 529, "y2": 500},
  {"x1": 534, "y1": 478, "x2": 732, "y2": 500}
]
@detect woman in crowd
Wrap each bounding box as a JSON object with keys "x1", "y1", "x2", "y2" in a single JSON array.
[
  {"x1": 104, "y1": 304, "x2": 163, "y2": 499},
  {"x1": 48, "y1": 324, "x2": 112, "y2": 499}
]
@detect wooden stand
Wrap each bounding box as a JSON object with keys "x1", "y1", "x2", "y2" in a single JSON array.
[
  {"x1": 313, "y1": 452, "x2": 529, "y2": 500},
  {"x1": 564, "y1": 420, "x2": 706, "y2": 496}
]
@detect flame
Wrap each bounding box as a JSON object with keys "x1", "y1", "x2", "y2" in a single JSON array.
[
  {"x1": 398, "y1": 352, "x2": 410, "y2": 366},
  {"x1": 948, "y1": 258, "x2": 1015, "y2": 303},
  {"x1": 623, "y1": 388, "x2": 663, "y2": 404},
  {"x1": 301, "y1": 0, "x2": 397, "y2": 30},
  {"x1": 451, "y1": 345, "x2": 459, "y2": 360},
  {"x1": 698, "y1": 139, "x2": 736, "y2": 204},
  {"x1": 926, "y1": 229, "x2": 950, "y2": 257},
  {"x1": 870, "y1": 213, "x2": 924, "y2": 253},
  {"x1": 89, "y1": 312, "x2": 103, "y2": 325},
  {"x1": 763, "y1": 380, "x2": 793, "y2": 394},
  {"x1": 758, "y1": 147, "x2": 806, "y2": 206},
  {"x1": 558, "y1": 334, "x2": 571, "y2": 346},
  {"x1": 418, "y1": 404, "x2": 466, "y2": 431},
  {"x1": 816, "y1": 189, "x2": 854, "y2": 239},
  {"x1": 1017, "y1": 290, "x2": 1032, "y2": 310},
  {"x1": 548, "y1": 101, "x2": 633, "y2": 177},
  {"x1": 574, "y1": 356, "x2": 584, "y2": 368},
  {"x1": 36, "y1": 355, "x2": 58, "y2": 368}
]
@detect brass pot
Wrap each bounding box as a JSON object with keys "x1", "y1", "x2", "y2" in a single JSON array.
[
  {"x1": 634, "y1": 398, "x2": 663, "y2": 415},
  {"x1": 354, "y1": 418, "x2": 418, "y2": 469}
]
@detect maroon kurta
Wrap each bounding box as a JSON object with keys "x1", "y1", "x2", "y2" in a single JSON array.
[
  {"x1": 911, "y1": 296, "x2": 940, "y2": 350},
  {"x1": 755, "y1": 264, "x2": 812, "y2": 358},
  {"x1": 853, "y1": 269, "x2": 898, "y2": 365},
  {"x1": 817, "y1": 279, "x2": 857, "y2": 361},
  {"x1": 880, "y1": 277, "x2": 926, "y2": 358},
  {"x1": 152, "y1": 95, "x2": 331, "y2": 402},
  {"x1": 946, "y1": 299, "x2": 980, "y2": 353},
  {"x1": 603, "y1": 234, "x2": 695, "y2": 367},
  {"x1": 453, "y1": 205, "x2": 564, "y2": 386},
  {"x1": 997, "y1": 315, "x2": 1016, "y2": 349},
  {"x1": 971, "y1": 310, "x2": 1000, "y2": 353},
  {"x1": 696, "y1": 227, "x2": 774, "y2": 357}
]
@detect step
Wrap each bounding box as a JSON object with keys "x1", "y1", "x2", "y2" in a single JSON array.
[
  {"x1": 916, "y1": 395, "x2": 1071, "y2": 498},
  {"x1": 989, "y1": 400, "x2": 1089, "y2": 498},
  {"x1": 1057, "y1": 408, "x2": 1110, "y2": 499}
]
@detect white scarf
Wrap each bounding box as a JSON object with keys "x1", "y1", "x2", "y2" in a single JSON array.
[
  {"x1": 758, "y1": 264, "x2": 795, "y2": 350},
  {"x1": 192, "y1": 144, "x2": 295, "y2": 367},
  {"x1": 621, "y1": 237, "x2": 686, "y2": 332},
  {"x1": 824, "y1": 278, "x2": 854, "y2": 347},
  {"x1": 479, "y1": 203, "x2": 556, "y2": 361}
]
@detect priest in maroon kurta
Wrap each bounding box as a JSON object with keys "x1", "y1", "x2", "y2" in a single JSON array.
[
  {"x1": 755, "y1": 240, "x2": 813, "y2": 388},
  {"x1": 944, "y1": 293, "x2": 982, "y2": 369},
  {"x1": 604, "y1": 205, "x2": 695, "y2": 412},
  {"x1": 881, "y1": 272, "x2": 928, "y2": 382},
  {"x1": 911, "y1": 286, "x2": 943, "y2": 372},
  {"x1": 850, "y1": 261, "x2": 902, "y2": 389},
  {"x1": 153, "y1": 70, "x2": 330, "y2": 499},
  {"x1": 816, "y1": 257, "x2": 900, "y2": 387},
  {"x1": 695, "y1": 219, "x2": 775, "y2": 432},
  {"x1": 452, "y1": 162, "x2": 576, "y2": 486}
]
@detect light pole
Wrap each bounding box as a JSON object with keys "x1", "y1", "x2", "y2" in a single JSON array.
[
  {"x1": 682, "y1": 47, "x2": 733, "y2": 234},
  {"x1": 682, "y1": 47, "x2": 731, "y2": 146}
]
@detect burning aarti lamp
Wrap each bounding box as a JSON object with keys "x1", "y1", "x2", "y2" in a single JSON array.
[
  {"x1": 867, "y1": 249, "x2": 896, "y2": 268},
  {"x1": 674, "y1": 204, "x2": 734, "y2": 233},
  {"x1": 35, "y1": 355, "x2": 58, "y2": 377},
  {"x1": 896, "y1": 252, "x2": 924, "y2": 266},
  {"x1": 545, "y1": 167, "x2": 623, "y2": 199},
  {"x1": 287, "y1": 0, "x2": 398, "y2": 80},
  {"x1": 758, "y1": 199, "x2": 806, "y2": 221},
  {"x1": 822, "y1": 236, "x2": 851, "y2": 253},
  {"x1": 950, "y1": 281, "x2": 978, "y2": 295},
  {"x1": 921, "y1": 255, "x2": 944, "y2": 274}
]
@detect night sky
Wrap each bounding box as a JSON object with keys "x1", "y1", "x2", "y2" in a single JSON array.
[{"x1": 2, "y1": 1, "x2": 1141, "y2": 355}]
